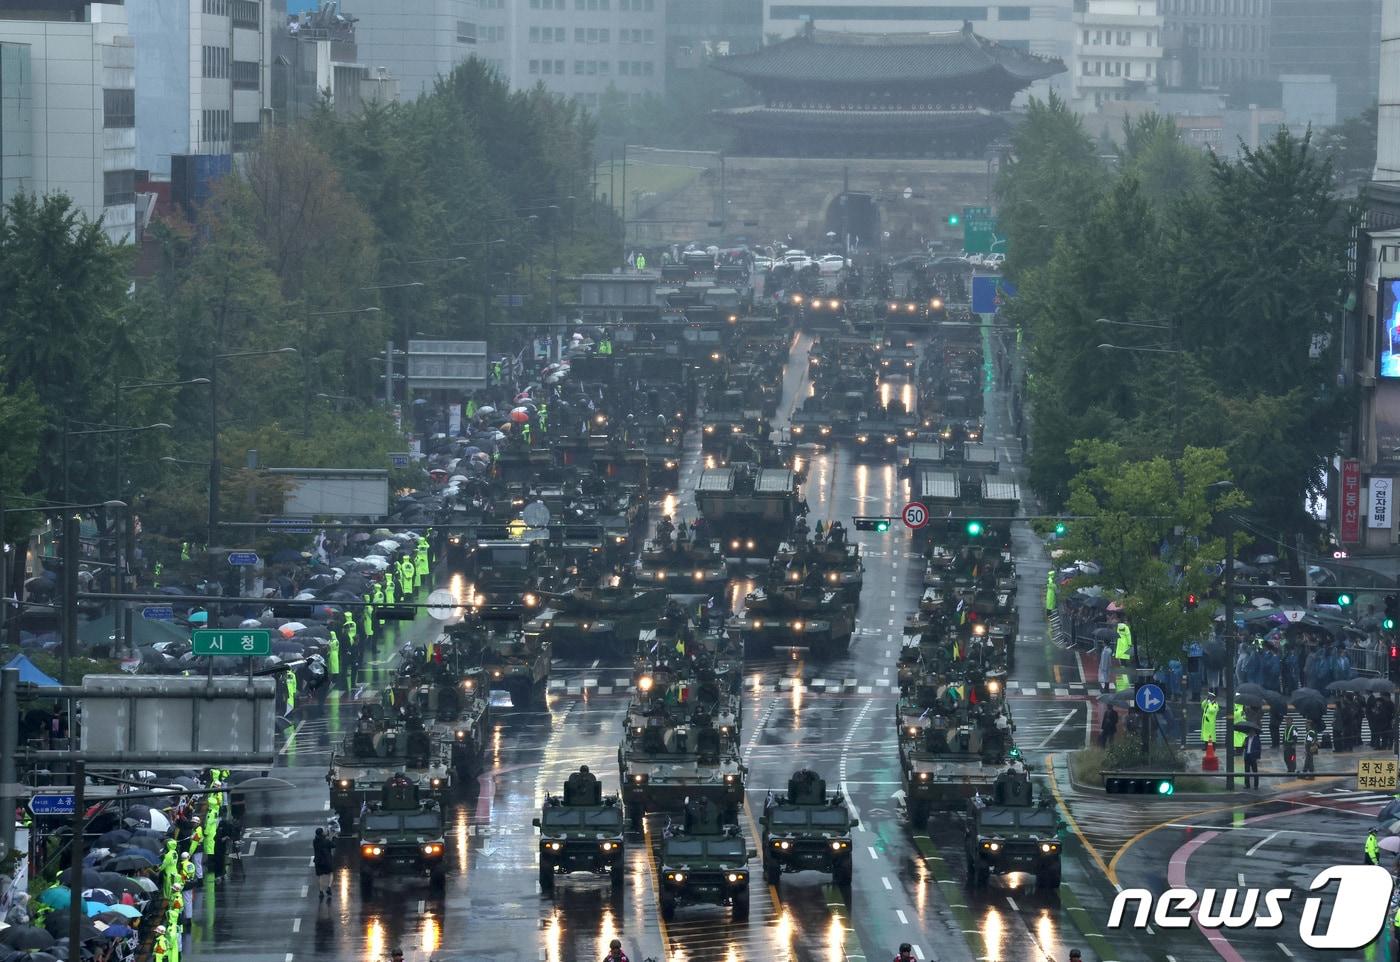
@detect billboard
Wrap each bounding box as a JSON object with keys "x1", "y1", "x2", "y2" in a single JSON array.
[
  {"x1": 1380, "y1": 278, "x2": 1400, "y2": 378},
  {"x1": 267, "y1": 468, "x2": 390, "y2": 518},
  {"x1": 79, "y1": 675, "x2": 277, "y2": 760},
  {"x1": 406, "y1": 339, "x2": 488, "y2": 392},
  {"x1": 1340, "y1": 458, "x2": 1362, "y2": 543}
]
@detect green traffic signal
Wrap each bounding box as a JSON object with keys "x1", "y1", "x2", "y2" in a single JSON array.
[
  {"x1": 1156, "y1": 780, "x2": 1175, "y2": 796},
  {"x1": 1386, "y1": 618, "x2": 1396, "y2": 631},
  {"x1": 875, "y1": 519, "x2": 890, "y2": 533},
  {"x1": 965, "y1": 520, "x2": 984, "y2": 537},
  {"x1": 948, "y1": 214, "x2": 960, "y2": 226},
  {"x1": 1054, "y1": 522, "x2": 1067, "y2": 536},
  {"x1": 1339, "y1": 593, "x2": 1353, "y2": 607},
  {"x1": 1106, "y1": 777, "x2": 1175, "y2": 795}
]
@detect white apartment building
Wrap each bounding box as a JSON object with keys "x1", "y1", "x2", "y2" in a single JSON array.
[
  {"x1": 1379, "y1": 0, "x2": 1400, "y2": 181},
  {"x1": 352, "y1": 0, "x2": 477, "y2": 99},
  {"x1": 472, "y1": 0, "x2": 665, "y2": 107},
  {"x1": 760, "y1": 0, "x2": 1074, "y2": 86},
  {"x1": 0, "y1": 3, "x2": 137, "y2": 244},
  {"x1": 126, "y1": 0, "x2": 275, "y2": 173},
  {"x1": 1070, "y1": 0, "x2": 1163, "y2": 112}
]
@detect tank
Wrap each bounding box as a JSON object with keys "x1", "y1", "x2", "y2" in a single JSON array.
[
  {"x1": 774, "y1": 531, "x2": 864, "y2": 604},
  {"x1": 656, "y1": 797, "x2": 754, "y2": 921},
  {"x1": 898, "y1": 694, "x2": 1017, "y2": 827},
  {"x1": 448, "y1": 604, "x2": 551, "y2": 709},
  {"x1": 534, "y1": 766, "x2": 626, "y2": 892},
  {"x1": 760, "y1": 769, "x2": 857, "y2": 886},
  {"x1": 636, "y1": 523, "x2": 729, "y2": 593},
  {"x1": 532, "y1": 579, "x2": 666, "y2": 659},
  {"x1": 738, "y1": 564, "x2": 855, "y2": 657}
]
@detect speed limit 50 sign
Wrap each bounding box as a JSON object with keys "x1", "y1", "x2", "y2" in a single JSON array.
[{"x1": 902, "y1": 501, "x2": 929, "y2": 529}]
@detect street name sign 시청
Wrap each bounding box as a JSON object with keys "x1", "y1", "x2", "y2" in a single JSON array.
[
  {"x1": 1357, "y1": 758, "x2": 1399, "y2": 791},
  {"x1": 192, "y1": 628, "x2": 272, "y2": 657},
  {"x1": 1134, "y1": 683, "x2": 1165, "y2": 714},
  {"x1": 227, "y1": 552, "x2": 260, "y2": 566},
  {"x1": 29, "y1": 793, "x2": 75, "y2": 816},
  {"x1": 141, "y1": 606, "x2": 174, "y2": 622}
]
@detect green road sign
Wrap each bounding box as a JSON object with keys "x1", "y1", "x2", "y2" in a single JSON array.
[
  {"x1": 191, "y1": 628, "x2": 272, "y2": 657},
  {"x1": 962, "y1": 205, "x2": 999, "y2": 255}
]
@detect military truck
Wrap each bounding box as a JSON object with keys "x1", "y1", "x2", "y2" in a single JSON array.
[
  {"x1": 964, "y1": 766, "x2": 1062, "y2": 890},
  {"x1": 632, "y1": 611, "x2": 743, "y2": 739},
  {"x1": 657, "y1": 797, "x2": 754, "y2": 921},
  {"x1": 898, "y1": 699, "x2": 1017, "y2": 827},
  {"x1": 760, "y1": 769, "x2": 857, "y2": 886},
  {"x1": 534, "y1": 766, "x2": 626, "y2": 892},
  {"x1": 533, "y1": 579, "x2": 666, "y2": 660},
  {"x1": 694, "y1": 464, "x2": 800, "y2": 565},
  {"x1": 388, "y1": 664, "x2": 491, "y2": 781},
  {"x1": 354, "y1": 773, "x2": 449, "y2": 893},
  {"x1": 618, "y1": 682, "x2": 747, "y2": 830},
  {"x1": 450, "y1": 604, "x2": 554, "y2": 711},
  {"x1": 463, "y1": 539, "x2": 549, "y2": 607},
  {"x1": 328, "y1": 696, "x2": 453, "y2": 831}
]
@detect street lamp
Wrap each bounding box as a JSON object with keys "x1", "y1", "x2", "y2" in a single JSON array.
[
  {"x1": 209, "y1": 348, "x2": 298, "y2": 555},
  {"x1": 112, "y1": 378, "x2": 210, "y2": 498}
]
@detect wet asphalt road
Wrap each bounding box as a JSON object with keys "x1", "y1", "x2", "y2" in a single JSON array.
[{"x1": 175, "y1": 321, "x2": 1355, "y2": 962}]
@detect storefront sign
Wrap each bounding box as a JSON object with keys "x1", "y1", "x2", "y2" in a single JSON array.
[{"x1": 1341, "y1": 459, "x2": 1362, "y2": 543}]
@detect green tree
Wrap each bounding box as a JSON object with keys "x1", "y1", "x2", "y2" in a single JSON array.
[
  {"x1": 995, "y1": 92, "x2": 1104, "y2": 277},
  {"x1": 1118, "y1": 113, "x2": 1210, "y2": 208},
  {"x1": 1057, "y1": 442, "x2": 1248, "y2": 667},
  {"x1": 0, "y1": 376, "x2": 43, "y2": 543}
]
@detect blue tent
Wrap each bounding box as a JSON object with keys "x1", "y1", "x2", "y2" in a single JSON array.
[{"x1": 3, "y1": 653, "x2": 59, "y2": 687}]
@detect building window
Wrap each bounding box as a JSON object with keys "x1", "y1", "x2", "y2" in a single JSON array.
[
  {"x1": 618, "y1": 60, "x2": 629, "y2": 75},
  {"x1": 232, "y1": 60, "x2": 259, "y2": 89},
  {"x1": 200, "y1": 108, "x2": 229, "y2": 145},
  {"x1": 457, "y1": 20, "x2": 476, "y2": 42},
  {"x1": 770, "y1": 4, "x2": 980, "y2": 19},
  {"x1": 103, "y1": 170, "x2": 134, "y2": 208},
  {"x1": 998, "y1": 5, "x2": 1029, "y2": 20},
  {"x1": 103, "y1": 88, "x2": 134, "y2": 129},
  {"x1": 202, "y1": 45, "x2": 229, "y2": 79},
  {"x1": 201, "y1": 0, "x2": 228, "y2": 15},
  {"x1": 231, "y1": 0, "x2": 258, "y2": 28},
  {"x1": 233, "y1": 121, "x2": 261, "y2": 149}
]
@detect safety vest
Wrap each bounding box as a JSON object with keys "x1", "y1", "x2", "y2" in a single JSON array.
[
  {"x1": 1115, "y1": 624, "x2": 1133, "y2": 661},
  {"x1": 1233, "y1": 703, "x2": 1247, "y2": 749},
  {"x1": 415, "y1": 550, "x2": 428, "y2": 578},
  {"x1": 1045, "y1": 577, "x2": 1056, "y2": 610},
  {"x1": 465, "y1": 399, "x2": 477, "y2": 418},
  {"x1": 181, "y1": 542, "x2": 190, "y2": 561},
  {"x1": 1367, "y1": 833, "x2": 1380, "y2": 862},
  {"x1": 285, "y1": 671, "x2": 297, "y2": 711},
  {"x1": 203, "y1": 813, "x2": 217, "y2": 856},
  {"x1": 384, "y1": 578, "x2": 395, "y2": 606},
  {"x1": 327, "y1": 631, "x2": 340, "y2": 677},
  {"x1": 1201, "y1": 699, "x2": 1218, "y2": 741},
  {"x1": 362, "y1": 598, "x2": 375, "y2": 636},
  {"x1": 522, "y1": 422, "x2": 532, "y2": 444}
]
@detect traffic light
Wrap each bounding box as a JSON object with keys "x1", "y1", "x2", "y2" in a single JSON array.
[
  {"x1": 1385, "y1": 594, "x2": 1398, "y2": 627},
  {"x1": 1387, "y1": 618, "x2": 1396, "y2": 631},
  {"x1": 1054, "y1": 521, "x2": 1067, "y2": 537},
  {"x1": 1185, "y1": 593, "x2": 1198, "y2": 610},
  {"x1": 947, "y1": 213, "x2": 960, "y2": 227},
  {"x1": 965, "y1": 520, "x2": 984, "y2": 537},
  {"x1": 1391, "y1": 644, "x2": 1400, "y2": 682},
  {"x1": 853, "y1": 516, "x2": 891, "y2": 533},
  {"x1": 1106, "y1": 777, "x2": 1175, "y2": 796},
  {"x1": 1338, "y1": 592, "x2": 1354, "y2": 607}
]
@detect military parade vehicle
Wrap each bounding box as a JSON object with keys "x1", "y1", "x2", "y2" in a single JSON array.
[
  {"x1": 463, "y1": 538, "x2": 550, "y2": 607},
  {"x1": 760, "y1": 769, "x2": 857, "y2": 886},
  {"x1": 657, "y1": 797, "x2": 754, "y2": 921},
  {"x1": 788, "y1": 393, "x2": 836, "y2": 443},
  {"x1": 701, "y1": 389, "x2": 765, "y2": 451},
  {"x1": 392, "y1": 648, "x2": 491, "y2": 780},
  {"x1": 355, "y1": 773, "x2": 449, "y2": 893},
  {"x1": 694, "y1": 463, "x2": 800, "y2": 565},
  {"x1": 774, "y1": 529, "x2": 864, "y2": 604},
  {"x1": 898, "y1": 692, "x2": 1017, "y2": 827},
  {"x1": 532, "y1": 577, "x2": 666, "y2": 659},
  {"x1": 328, "y1": 694, "x2": 453, "y2": 831},
  {"x1": 737, "y1": 549, "x2": 856, "y2": 656},
  {"x1": 618, "y1": 659, "x2": 748, "y2": 829},
  {"x1": 448, "y1": 603, "x2": 551, "y2": 709},
  {"x1": 534, "y1": 765, "x2": 626, "y2": 892},
  {"x1": 635, "y1": 518, "x2": 729, "y2": 592},
  {"x1": 964, "y1": 764, "x2": 1062, "y2": 890},
  {"x1": 634, "y1": 600, "x2": 743, "y2": 737}
]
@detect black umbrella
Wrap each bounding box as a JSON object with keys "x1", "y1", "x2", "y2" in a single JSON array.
[
  {"x1": 1091, "y1": 627, "x2": 1115, "y2": 642},
  {"x1": 1364, "y1": 677, "x2": 1398, "y2": 693},
  {"x1": 1234, "y1": 720, "x2": 1261, "y2": 733},
  {"x1": 1098, "y1": 689, "x2": 1137, "y2": 707},
  {"x1": 0, "y1": 928, "x2": 56, "y2": 950},
  {"x1": 93, "y1": 830, "x2": 130, "y2": 849},
  {"x1": 57, "y1": 868, "x2": 101, "y2": 889},
  {"x1": 100, "y1": 855, "x2": 155, "y2": 874},
  {"x1": 1290, "y1": 687, "x2": 1327, "y2": 717},
  {"x1": 1234, "y1": 692, "x2": 1266, "y2": 708}
]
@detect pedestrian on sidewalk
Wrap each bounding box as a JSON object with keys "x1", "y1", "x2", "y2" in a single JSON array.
[
  {"x1": 1283, "y1": 720, "x2": 1298, "y2": 772},
  {"x1": 1243, "y1": 728, "x2": 1261, "y2": 789},
  {"x1": 1098, "y1": 643, "x2": 1113, "y2": 694},
  {"x1": 1303, "y1": 725, "x2": 1318, "y2": 779},
  {"x1": 1099, "y1": 704, "x2": 1118, "y2": 749},
  {"x1": 313, "y1": 827, "x2": 333, "y2": 900}
]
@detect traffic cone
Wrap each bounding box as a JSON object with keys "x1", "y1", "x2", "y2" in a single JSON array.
[{"x1": 1202, "y1": 741, "x2": 1219, "y2": 772}]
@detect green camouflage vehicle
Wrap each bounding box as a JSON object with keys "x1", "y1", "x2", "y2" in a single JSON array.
[
  {"x1": 534, "y1": 766, "x2": 625, "y2": 892},
  {"x1": 355, "y1": 773, "x2": 449, "y2": 894},
  {"x1": 448, "y1": 604, "x2": 551, "y2": 709},
  {"x1": 760, "y1": 769, "x2": 857, "y2": 886},
  {"x1": 964, "y1": 767, "x2": 1062, "y2": 890},
  {"x1": 328, "y1": 695, "x2": 452, "y2": 832},
  {"x1": 898, "y1": 701, "x2": 1016, "y2": 827},
  {"x1": 657, "y1": 797, "x2": 755, "y2": 921}
]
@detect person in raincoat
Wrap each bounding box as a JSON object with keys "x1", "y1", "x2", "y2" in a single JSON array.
[
  {"x1": 341, "y1": 617, "x2": 355, "y2": 680},
  {"x1": 383, "y1": 572, "x2": 396, "y2": 610},
  {"x1": 1232, "y1": 701, "x2": 1247, "y2": 753},
  {"x1": 284, "y1": 669, "x2": 297, "y2": 715},
  {"x1": 1045, "y1": 572, "x2": 1056, "y2": 615},
  {"x1": 362, "y1": 591, "x2": 375, "y2": 640},
  {"x1": 415, "y1": 545, "x2": 429, "y2": 586},
  {"x1": 1114, "y1": 621, "x2": 1133, "y2": 664},
  {"x1": 161, "y1": 838, "x2": 180, "y2": 900},
  {"x1": 1200, "y1": 691, "x2": 1219, "y2": 747}
]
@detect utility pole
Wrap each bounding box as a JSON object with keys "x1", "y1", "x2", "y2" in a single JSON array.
[
  {"x1": 61, "y1": 513, "x2": 78, "y2": 686},
  {"x1": 68, "y1": 759, "x2": 86, "y2": 959},
  {"x1": 1223, "y1": 522, "x2": 1236, "y2": 791},
  {"x1": 0, "y1": 667, "x2": 16, "y2": 855}
]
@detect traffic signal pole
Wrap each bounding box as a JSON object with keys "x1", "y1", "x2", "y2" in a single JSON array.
[{"x1": 1223, "y1": 525, "x2": 1236, "y2": 792}]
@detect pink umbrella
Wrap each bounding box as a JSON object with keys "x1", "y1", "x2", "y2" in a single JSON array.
[{"x1": 514, "y1": 391, "x2": 532, "y2": 402}]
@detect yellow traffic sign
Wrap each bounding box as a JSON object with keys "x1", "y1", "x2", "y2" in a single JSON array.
[{"x1": 1357, "y1": 758, "x2": 1399, "y2": 791}]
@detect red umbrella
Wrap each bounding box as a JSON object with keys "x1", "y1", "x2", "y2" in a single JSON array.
[{"x1": 509, "y1": 408, "x2": 530, "y2": 424}]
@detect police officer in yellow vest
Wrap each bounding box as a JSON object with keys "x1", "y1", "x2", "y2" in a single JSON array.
[
  {"x1": 1114, "y1": 622, "x2": 1133, "y2": 663},
  {"x1": 415, "y1": 543, "x2": 429, "y2": 584},
  {"x1": 1367, "y1": 827, "x2": 1381, "y2": 865},
  {"x1": 383, "y1": 571, "x2": 396, "y2": 609},
  {"x1": 373, "y1": 580, "x2": 386, "y2": 625},
  {"x1": 327, "y1": 628, "x2": 340, "y2": 679},
  {"x1": 362, "y1": 591, "x2": 375, "y2": 638},
  {"x1": 1232, "y1": 701, "x2": 1247, "y2": 752},
  {"x1": 398, "y1": 555, "x2": 413, "y2": 599},
  {"x1": 1045, "y1": 571, "x2": 1057, "y2": 614},
  {"x1": 1201, "y1": 691, "x2": 1219, "y2": 746}
]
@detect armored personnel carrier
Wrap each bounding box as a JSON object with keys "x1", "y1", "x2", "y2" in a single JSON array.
[
  {"x1": 657, "y1": 797, "x2": 754, "y2": 921},
  {"x1": 899, "y1": 698, "x2": 1017, "y2": 828},
  {"x1": 448, "y1": 604, "x2": 551, "y2": 709},
  {"x1": 964, "y1": 765, "x2": 1062, "y2": 890},
  {"x1": 617, "y1": 672, "x2": 747, "y2": 830},
  {"x1": 534, "y1": 766, "x2": 626, "y2": 892},
  {"x1": 328, "y1": 695, "x2": 452, "y2": 831},
  {"x1": 737, "y1": 564, "x2": 855, "y2": 657},
  {"x1": 532, "y1": 578, "x2": 666, "y2": 660},
  {"x1": 355, "y1": 773, "x2": 448, "y2": 893},
  {"x1": 760, "y1": 769, "x2": 857, "y2": 886},
  {"x1": 632, "y1": 612, "x2": 743, "y2": 739}
]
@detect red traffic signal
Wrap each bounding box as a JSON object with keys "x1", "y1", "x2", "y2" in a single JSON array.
[{"x1": 1185, "y1": 593, "x2": 1198, "y2": 610}]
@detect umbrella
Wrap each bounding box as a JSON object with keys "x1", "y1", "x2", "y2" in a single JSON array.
[
  {"x1": 94, "y1": 905, "x2": 138, "y2": 920},
  {"x1": 0, "y1": 928, "x2": 54, "y2": 950},
  {"x1": 1097, "y1": 690, "x2": 1137, "y2": 707},
  {"x1": 78, "y1": 891, "x2": 114, "y2": 906},
  {"x1": 1364, "y1": 677, "x2": 1397, "y2": 693},
  {"x1": 37, "y1": 889, "x2": 70, "y2": 911},
  {"x1": 110, "y1": 847, "x2": 159, "y2": 865},
  {"x1": 57, "y1": 869, "x2": 101, "y2": 889},
  {"x1": 1290, "y1": 688, "x2": 1327, "y2": 717},
  {"x1": 1234, "y1": 692, "x2": 1266, "y2": 708},
  {"x1": 118, "y1": 835, "x2": 161, "y2": 853},
  {"x1": 1327, "y1": 678, "x2": 1368, "y2": 693},
  {"x1": 1378, "y1": 799, "x2": 1400, "y2": 822},
  {"x1": 1091, "y1": 627, "x2": 1115, "y2": 642},
  {"x1": 1234, "y1": 720, "x2": 1261, "y2": 732},
  {"x1": 94, "y1": 924, "x2": 134, "y2": 940},
  {"x1": 100, "y1": 855, "x2": 155, "y2": 874},
  {"x1": 1382, "y1": 835, "x2": 1400, "y2": 854},
  {"x1": 188, "y1": 610, "x2": 208, "y2": 625},
  {"x1": 93, "y1": 831, "x2": 130, "y2": 849}
]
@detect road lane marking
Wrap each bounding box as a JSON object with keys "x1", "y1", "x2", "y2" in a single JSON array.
[
  {"x1": 896, "y1": 909, "x2": 908, "y2": 924},
  {"x1": 1277, "y1": 943, "x2": 1293, "y2": 957},
  {"x1": 868, "y1": 845, "x2": 879, "y2": 860},
  {"x1": 882, "y1": 876, "x2": 893, "y2": 890},
  {"x1": 1237, "y1": 873, "x2": 1246, "y2": 887},
  {"x1": 299, "y1": 884, "x2": 307, "y2": 898},
  {"x1": 1034, "y1": 707, "x2": 1077, "y2": 749},
  {"x1": 1246, "y1": 831, "x2": 1279, "y2": 856},
  {"x1": 1006, "y1": 897, "x2": 1018, "y2": 911},
  {"x1": 291, "y1": 918, "x2": 301, "y2": 933}
]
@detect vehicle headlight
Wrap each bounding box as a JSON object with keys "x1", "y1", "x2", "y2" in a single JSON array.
[
  {"x1": 694, "y1": 570, "x2": 704, "y2": 580},
  {"x1": 906, "y1": 727, "x2": 918, "y2": 737},
  {"x1": 595, "y1": 414, "x2": 607, "y2": 424},
  {"x1": 657, "y1": 571, "x2": 667, "y2": 580},
  {"x1": 361, "y1": 845, "x2": 382, "y2": 857},
  {"x1": 705, "y1": 425, "x2": 715, "y2": 433},
  {"x1": 856, "y1": 435, "x2": 868, "y2": 443},
  {"x1": 1041, "y1": 842, "x2": 1058, "y2": 853},
  {"x1": 337, "y1": 779, "x2": 351, "y2": 789},
  {"x1": 523, "y1": 592, "x2": 539, "y2": 607},
  {"x1": 668, "y1": 871, "x2": 685, "y2": 882},
  {"x1": 665, "y1": 460, "x2": 677, "y2": 469},
  {"x1": 423, "y1": 843, "x2": 443, "y2": 855},
  {"x1": 792, "y1": 621, "x2": 804, "y2": 631},
  {"x1": 462, "y1": 679, "x2": 474, "y2": 691},
  {"x1": 633, "y1": 774, "x2": 647, "y2": 784},
  {"x1": 727, "y1": 872, "x2": 746, "y2": 883},
  {"x1": 828, "y1": 572, "x2": 838, "y2": 582},
  {"x1": 746, "y1": 540, "x2": 755, "y2": 549},
  {"x1": 918, "y1": 772, "x2": 930, "y2": 781},
  {"x1": 724, "y1": 773, "x2": 737, "y2": 784},
  {"x1": 548, "y1": 841, "x2": 563, "y2": 851},
  {"x1": 732, "y1": 425, "x2": 742, "y2": 433},
  {"x1": 492, "y1": 670, "x2": 502, "y2": 678},
  {"x1": 615, "y1": 536, "x2": 626, "y2": 544},
  {"x1": 778, "y1": 840, "x2": 790, "y2": 850},
  {"x1": 831, "y1": 840, "x2": 847, "y2": 850},
  {"x1": 431, "y1": 778, "x2": 443, "y2": 788},
  {"x1": 601, "y1": 841, "x2": 616, "y2": 851},
  {"x1": 731, "y1": 539, "x2": 740, "y2": 549},
  {"x1": 752, "y1": 619, "x2": 763, "y2": 628},
  {"x1": 639, "y1": 676, "x2": 653, "y2": 692},
  {"x1": 456, "y1": 730, "x2": 466, "y2": 740},
  {"x1": 986, "y1": 679, "x2": 999, "y2": 692},
  {"x1": 988, "y1": 842, "x2": 1001, "y2": 852}
]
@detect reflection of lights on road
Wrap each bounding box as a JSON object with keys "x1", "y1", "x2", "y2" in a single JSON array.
[
  {"x1": 454, "y1": 809, "x2": 470, "y2": 873},
  {"x1": 902, "y1": 383, "x2": 914, "y2": 411},
  {"x1": 827, "y1": 916, "x2": 845, "y2": 961},
  {"x1": 421, "y1": 914, "x2": 441, "y2": 955},
  {"x1": 982, "y1": 906, "x2": 1005, "y2": 961},
  {"x1": 791, "y1": 677, "x2": 803, "y2": 719},
  {"x1": 879, "y1": 382, "x2": 891, "y2": 408},
  {"x1": 913, "y1": 859, "x2": 929, "y2": 916},
  {"x1": 662, "y1": 493, "x2": 677, "y2": 518},
  {"x1": 543, "y1": 910, "x2": 562, "y2": 962},
  {"x1": 598, "y1": 905, "x2": 619, "y2": 961},
  {"x1": 775, "y1": 906, "x2": 795, "y2": 952},
  {"x1": 366, "y1": 917, "x2": 385, "y2": 962},
  {"x1": 855, "y1": 464, "x2": 868, "y2": 502},
  {"x1": 449, "y1": 572, "x2": 469, "y2": 607},
  {"x1": 1036, "y1": 910, "x2": 1056, "y2": 958},
  {"x1": 491, "y1": 724, "x2": 503, "y2": 767}
]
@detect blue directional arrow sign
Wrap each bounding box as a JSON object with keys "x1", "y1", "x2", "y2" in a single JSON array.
[
  {"x1": 227, "y1": 552, "x2": 260, "y2": 566},
  {"x1": 29, "y1": 794, "x2": 75, "y2": 816},
  {"x1": 141, "y1": 606, "x2": 174, "y2": 622},
  {"x1": 1135, "y1": 682, "x2": 1166, "y2": 714}
]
